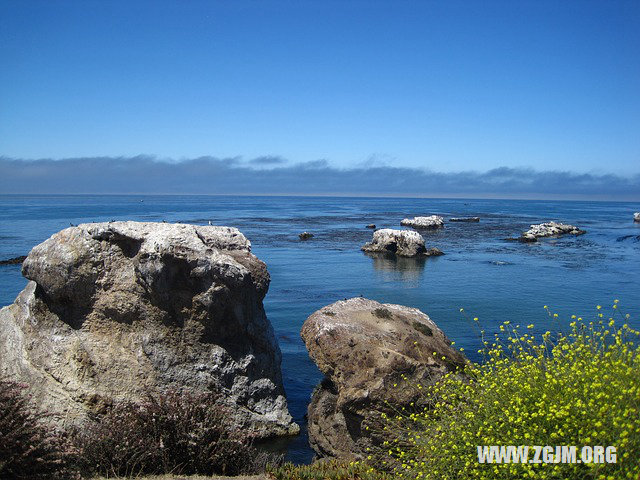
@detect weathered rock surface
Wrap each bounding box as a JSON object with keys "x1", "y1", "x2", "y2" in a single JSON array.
[
  {"x1": 400, "y1": 215, "x2": 444, "y2": 229},
  {"x1": 301, "y1": 298, "x2": 467, "y2": 458},
  {"x1": 518, "y1": 221, "x2": 586, "y2": 242},
  {"x1": 361, "y1": 229, "x2": 443, "y2": 257},
  {"x1": 634, "y1": 212, "x2": 640, "y2": 223},
  {"x1": 449, "y1": 217, "x2": 480, "y2": 222},
  {"x1": 0, "y1": 221, "x2": 297, "y2": 438}
]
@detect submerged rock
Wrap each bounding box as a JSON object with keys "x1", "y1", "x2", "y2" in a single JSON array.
[
  {"x1": 366, "y1": 224, "x2": 376, "y2": 229},
  {"x1": 400, "y1": 215, "x2": 444, "y2": 229},
  {"x1": 361, "y1": 229, "x2": 443, "y2": 257},
  {"x1": 634, "y1": 212, "x2": 640, "y2": 223},
  {"x1": 449, "y1": 217, "x2": 480, "y2": 222},
  {"x1": 299, "y1": 232, "x2": 314, "y2": 240},
  {"x1": 0, "y1": 255, "x2": 27, "y2": 265},
  {"x1": 301, "y1": 298, "x2": 466, "y2": 459},
  {"x1": 0, "y1": 221, "x2": 298, "y2": 438},
  {"x1": 517, "y1": 221, "x2": 586, "y2": 242}
]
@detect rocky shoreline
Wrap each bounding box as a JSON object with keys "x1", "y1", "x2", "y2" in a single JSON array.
[{"x1": 0, "y1": 212, "x2": 613, "y2": 472}]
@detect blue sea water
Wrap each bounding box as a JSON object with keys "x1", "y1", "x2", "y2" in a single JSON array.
[{"x1": 1, "y1": 194, "x2": 640, "y2": 463}]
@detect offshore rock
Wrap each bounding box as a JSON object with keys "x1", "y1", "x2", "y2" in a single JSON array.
[
  {"x1": 518, "y1": 221, "x2": 586, "y2": 242},
  {"x1": 0, "y1": 221, "x2": 298, "y2": 438},
  {"x1": 0, "y1": 255, "x2": 27, "y2": 265},
  {"x1": 299, "y1": 232, "x2": 314, "y2": 240},
  {"x1": 449, "y1": 217, "x2": 480, "y2": 222},
  {"x1": 400, "y1": 215, "x2": 445, "y2": 229},
  {"x1": 301, "y1": 298, "x2": 467, "y2": 459},
  {"x1": 634, "y1": 212, "x2": 640, "y2": 223},
  {"x1": 361, "y1": 229, "x2": 443, "y2": 257}
]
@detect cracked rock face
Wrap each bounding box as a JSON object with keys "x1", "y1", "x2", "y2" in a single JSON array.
[
  {"x1": 400, "y1": 215, "x2": 445, "y2": 229},
  {"x1": 301, "y1": 298, "x2": 466, "y2": 459},
  {"x1": 519, "y1": 221, "x2": 586, "y2": 242},
  {"x1": 0, "y1": 221, "x2": 298, "y2": 438},
  {"x1": 361, "y1": 229, "x2": 443, "y2": 257}
]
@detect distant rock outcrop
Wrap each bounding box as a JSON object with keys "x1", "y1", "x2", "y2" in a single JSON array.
[
  {"x1": 449, "y1": 217, "x2": 480, "y2": 222},
  {"x1": 634, "y1": 212, "x2": 640, "y2": 223},
  {"x1": 299, "y1": 232, "x2": 314, "y2": 240},
  {"x1": 0, "y1": 255, "x2": 27, "y2": 265},
  {"x1": 400, "y1": 215, "x2": 444, "y2": 229},
  {"x1": 0, "y1": 221, "x2": 298, "y2": 439},
  {"x1": 366, "y1": 224, "x2": 376, "y2": 229},
  {"x1": 517, "y1": 221, "x2": 586, "y2": 242},
  {"x1": 301, "y1": 298, "x2": 467, "y2": 459},
  {"x1": 361, "y1": 229, "x2": 443, "y2": 257}
]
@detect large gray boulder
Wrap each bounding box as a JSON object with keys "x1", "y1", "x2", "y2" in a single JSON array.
[
  {"x1": 361, "y1": 229, "x2": 443, "y2": 257},
  {"x1": 301, "y1": 298, "x2": 466, "y2": 459},
  {"x1": 518, "y1": 221, "x2": 586, "y2": 242},
  {"x1": 400, "y1": 215, "x2": 444, "y2": 229},
  {"x1": 0, "y1": 221, "x2": 298, "y2": 438}
]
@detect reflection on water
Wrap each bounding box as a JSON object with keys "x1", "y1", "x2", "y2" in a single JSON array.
[{"x1": 364, "y1": 252, "x2": 431, "y2": 283}]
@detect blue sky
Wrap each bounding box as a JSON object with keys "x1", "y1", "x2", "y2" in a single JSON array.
[{"x1": 1, "y1": 1, "x2": 639, "y2": 195}]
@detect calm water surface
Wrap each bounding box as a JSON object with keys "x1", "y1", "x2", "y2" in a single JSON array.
[{"x1": 1, "y1": 195, "x2": 639, "y2": 463}]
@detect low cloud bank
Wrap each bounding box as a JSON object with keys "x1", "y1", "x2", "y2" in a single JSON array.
[{"x1": 1, "y1": 156, "x2": 638, "y2": 200}]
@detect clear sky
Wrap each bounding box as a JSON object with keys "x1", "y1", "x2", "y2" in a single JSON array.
[{"x1": 1, "y1": 0, "x2": 639, "y2": 177}]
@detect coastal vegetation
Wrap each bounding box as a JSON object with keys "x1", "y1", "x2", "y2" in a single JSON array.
[
  {"x1": 0, "y1": 386, "x2": 278, "y2": 479},
  {"x1": 2, "y1": 302, "x2": 639, "y2": 479},
  {"x1": 377, "y1": 303, "x2": 640, "y2": 479},
  {"x1": 0, "y1": 380, "x2": 77, "y2": 479},
  {"x1": 267, "y1": 460, "x2": 390, "y2": 480},
  {"x1": 73, "y1": 391, "x2": 277, "y2": 478}
]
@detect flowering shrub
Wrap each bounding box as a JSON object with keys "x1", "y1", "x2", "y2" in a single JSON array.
[
  {"x1": 0, "y1": 380, "x2": 78, "y2": 480},
  {"x1": 381, "y1": 302, "x2": 640, "y2": 479},
  {"x1": 74, "y1": 390, "x2": 279, "y2": 477}
]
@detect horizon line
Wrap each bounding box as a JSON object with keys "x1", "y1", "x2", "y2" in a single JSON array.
[{"x1": 1, "y1": 192, "x2": 639, "y2": 203}]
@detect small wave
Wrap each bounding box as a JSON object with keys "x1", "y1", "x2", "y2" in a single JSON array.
[
  {"x1": 487, "y1": 260, "x2": 514, "y2": 266},
  {"x1": 616, "y1": 235, "x2": 640, "y2": 243}
]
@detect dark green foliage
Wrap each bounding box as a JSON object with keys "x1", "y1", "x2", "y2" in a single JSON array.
[
  {"x1": 412, "y1": 321, "x2": 433, "y2": 336},
  {"x1": 373, "y1": 308, "x2": 392, "y2": 319}
]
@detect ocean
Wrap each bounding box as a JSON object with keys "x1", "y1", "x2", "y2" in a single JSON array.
[{"x1": 1, "y1": 194, "x2": 639, "y2": 463}]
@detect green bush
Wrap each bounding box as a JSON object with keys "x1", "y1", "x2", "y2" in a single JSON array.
[
  {"x1": 74, "y1": 390, "x2": 279, "y2": 477},
  {"x1": 267, "y1": 459, "x2": 391, "y2": 480},
  {"x1": 381, "y1": 303, "x2": 640, "y2": 479},
  {"x1": 0, "y1": 380, "x2": 78, "y2": 480}
]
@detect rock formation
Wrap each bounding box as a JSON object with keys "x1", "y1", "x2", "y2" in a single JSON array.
[
  {"x1": 0, "y1": 221, "x2": 298, "y2": 438},
  {"x1": 0, "y1": 255, "x2": 26, "y2": 265},
  {"x1": 299, "y1": 232, "x2": 314, "y2": 240},
  {"x1": 301, "y1": 298, "x2": 467, "y2": 458},
  {"x1": 634, "y1": 212, "x2": 640, "y2": 223},
  {"x1": 449, "y1": 217, "x2": 480, "y2": 222},
  {"x1": 400, "y1": 215, "x2": 444, "y2": 229},
  {"x1": 366, "y1": 224, "x2": 376, "y2": 229},
  {"x1": 361, "y1": 229, "x2": 443, "y2": 257},
  {"x1": 518, "y1": 221, "x2": 586, "y2": 242}
]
